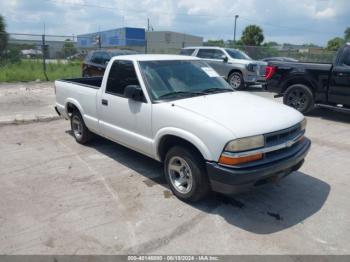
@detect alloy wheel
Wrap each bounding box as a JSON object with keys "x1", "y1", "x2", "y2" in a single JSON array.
[{"x1": 168, "y1": 156, "x2": 193, "y2": 194}]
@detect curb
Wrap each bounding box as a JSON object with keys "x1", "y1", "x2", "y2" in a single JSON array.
[{"x1": 0, "y1": 115, "x2": 62, "y2": 126}]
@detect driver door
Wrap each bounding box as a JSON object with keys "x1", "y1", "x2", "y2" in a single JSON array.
[
  {"x1": 98, "y1": 60, "x2": 153, "y2": 156},
  {"x1": 196, "y1": 49, "x2": 228, "y2": 78},
  {"x1": 328, "y1": 46, "x2": 350, "y2": 106}
]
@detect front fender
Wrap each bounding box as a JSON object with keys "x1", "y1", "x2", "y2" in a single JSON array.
[{"x1": 153, "y1": 127, "x2": 213, "y2": 161}]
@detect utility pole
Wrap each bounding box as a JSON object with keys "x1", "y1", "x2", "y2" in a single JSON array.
[
  {"x1": 41, "y1": 34, "x2": 48, "y2": 81},
  {"x1": 145, "y1": 18, "x2": 150, "y2": 54},
  {"x1": 234, "y1": 15, "x2": 239, "y2": 44},
  {"x1": 98, "y1": 25, "x2": 101, "y2": 49}
]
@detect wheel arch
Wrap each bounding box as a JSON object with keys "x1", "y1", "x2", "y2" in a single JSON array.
[
  {"x1": 228, "y1": 69, "x2": 243, "y2": 79},
  {"x1": 154, "y1": 129, "x2": 212, "y2": 162},
  {"x1": 281, "y1": 74, "x2": 316, "y2": 95},
  {"x1": 65, "y1": 98, "x2": 84, "y2": 118}
]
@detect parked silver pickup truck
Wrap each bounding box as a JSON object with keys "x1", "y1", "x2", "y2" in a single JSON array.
[{"x1": 180, "y1": 46, "x2": 267, "y2": 90}]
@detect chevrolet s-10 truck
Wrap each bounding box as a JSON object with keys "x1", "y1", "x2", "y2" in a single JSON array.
[{"x1": 55, "y1": 54, "x2": 310, "y2": 201}]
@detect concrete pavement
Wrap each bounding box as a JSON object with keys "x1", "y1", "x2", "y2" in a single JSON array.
[
  {"x1": 0, "y1": 82, "x2": 60, "y2": 125},
  {"x1": 0, "y1": 82, "x2": 349, "y2": 254}
]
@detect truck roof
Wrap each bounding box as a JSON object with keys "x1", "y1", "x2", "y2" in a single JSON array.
[
  {"x1": 110, "y1": 54, "x2": 200, "y2": 61},
  {"x1": 182, "y1": 46, "x2": 223, "y2": 50}
]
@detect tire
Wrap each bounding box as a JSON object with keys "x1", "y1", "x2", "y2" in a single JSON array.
[
  {"x1": 228, "y1": 71, "x2": 244, "y2": 90},
  {"x1": 70, "y1": 110, "x2": 93, "y2": 144},
  {"x1": 283, "y1": 84, "x2": 314, "y2": 114},
  {"x1": 164, "y1": 146, "x2": 210, "y2": 202}
]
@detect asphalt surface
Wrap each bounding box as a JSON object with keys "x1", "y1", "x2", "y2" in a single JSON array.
[{"x1": 0, "y1": 83, "x2": 349, "y2": 254}]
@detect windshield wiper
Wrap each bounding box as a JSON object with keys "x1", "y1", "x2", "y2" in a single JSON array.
[
  {"x1": 158, "y1": 91, "x2": 206, "y2": 99},
  {"x1": 201, "y1": 88, "x2": 233, "y2": 93}
]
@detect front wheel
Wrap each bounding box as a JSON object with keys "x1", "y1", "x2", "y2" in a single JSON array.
[
  {"x1": 283, "y1": 84, "x2": 314, "y2": 114},
  {"x1": 228, "y1": 71, "x2": 244, "y2": 90},
  {"x1": 164, "y1": 146, "x2": 210, "y2": 202}
]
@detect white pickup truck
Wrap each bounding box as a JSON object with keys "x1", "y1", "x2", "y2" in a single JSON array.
[{"x1": 55, "y1": 54, "x2": 311, "y2": 201}]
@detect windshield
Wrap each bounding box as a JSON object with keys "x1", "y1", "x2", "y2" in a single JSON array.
[
  {"x1": 139, "y1": 60, "x2": 233, "y2": 101},
  {"x1": 225, "y1": 48, "x2": 251, "y2": 60}
]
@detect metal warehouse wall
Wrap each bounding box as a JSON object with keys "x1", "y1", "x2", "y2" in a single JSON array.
[{"x1": 146, "y1": 31, "x2": 203, "y2": 53}]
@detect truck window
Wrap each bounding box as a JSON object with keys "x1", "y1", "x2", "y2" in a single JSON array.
[
  {"x1": 342, "y1": 48, "x2": 350, "y2": 67},
  {"x1": 106, "y1": 60, "x2": 140, "y2": 96},
  {"x1": 91, "y1": 52, "x2": 103, "y2": 64},
  {"x1": 100, "y1": 52, "x2": 111, "y2": 64},
  {"x1": 197, "y1": 49, "x2": 224, "y2": 59},
  {"x1": 179, "y1": 49, "x2": 195, "y2": 56}
]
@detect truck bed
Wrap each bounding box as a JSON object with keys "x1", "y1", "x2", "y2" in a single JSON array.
[
  {"x1": 60, "y1": 77, "x2": 103, "y2": 89},
  {"x1": 268, "y1": 61, "x2": 332, "y2": 71}
]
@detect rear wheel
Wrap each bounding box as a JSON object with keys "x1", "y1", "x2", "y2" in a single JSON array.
[
  {"x1": 70, "y1": 110, "x2": 93, "y2": 144},
  {"x1": 164, "y1": 146, "x2": 210, "y2": 202},
  {"x1": 228, "y1": 71, "x2": 244, "y2": 90},
  {"x1": 283, "y1": 84, "x2": 314, "y2": 114}
]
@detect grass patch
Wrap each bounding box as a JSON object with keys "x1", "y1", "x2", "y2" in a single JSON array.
[{"x1": 0, "y1": 60, "x2": 81, "y2": 82}]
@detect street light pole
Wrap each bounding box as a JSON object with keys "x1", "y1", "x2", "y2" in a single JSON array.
[{"x1": 234, "y1": 15, "x2": 239, "y2": 44}]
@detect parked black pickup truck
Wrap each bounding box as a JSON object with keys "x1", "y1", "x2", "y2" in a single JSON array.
[{"x1": 266, "y1": 43, "x2": 350, "y2": 114}]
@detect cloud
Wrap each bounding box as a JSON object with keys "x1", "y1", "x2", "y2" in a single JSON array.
[
  {"x1": 0, "y1": 0, "x2": 349, "y2": 46},
  {"x1": 314, "y1": 7, "x2": 336, "y2": 19}
]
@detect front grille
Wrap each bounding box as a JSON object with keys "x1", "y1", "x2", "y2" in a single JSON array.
[
  {"x1": 265, "y1": 124, "x2": 301, "y2": 147},
  {"x1": 232, "y1": 124, "x2": 304, "y2": 169},
  {"x1": 258, "y1": 65, "x2": 266, "y2": 76}
]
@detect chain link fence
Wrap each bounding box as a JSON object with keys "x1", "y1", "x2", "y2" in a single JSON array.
[{"x1": 0, "y1": 32, "x2": 337, "y2": 82}]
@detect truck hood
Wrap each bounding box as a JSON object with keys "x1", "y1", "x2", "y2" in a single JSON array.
[
  {"x1": 228, "y1": 59, "x2": 267, "y2": 66},
  {"x1": 172, "y1": 92, "x2": 303, "y2": 138}
]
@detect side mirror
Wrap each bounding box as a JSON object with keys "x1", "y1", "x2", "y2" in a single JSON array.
[
  {"x1": 221, "y1": 55, "x2": 228, "y2": 62},
  {"x1": 124, "y1": 85, "x2": 143, "y2": 102}
]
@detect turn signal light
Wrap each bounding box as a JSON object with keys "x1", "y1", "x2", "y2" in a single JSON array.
[{"x1": 219, "y1": 153, "x2": 263, "y2": 165}]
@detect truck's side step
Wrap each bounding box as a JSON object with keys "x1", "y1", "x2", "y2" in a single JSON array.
[{"x1": 316, "y1": 104, "x2": 350, "y2": 114}]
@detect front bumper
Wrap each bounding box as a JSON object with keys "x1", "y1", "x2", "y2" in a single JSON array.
[
  {"x1": 206, "y1": 138, "x2": 311, "y2": 194},
  {"x1": 245, "y1": 75, "x2": 266, "y2": 86}
]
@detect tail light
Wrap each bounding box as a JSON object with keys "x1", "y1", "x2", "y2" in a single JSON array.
[{"x1": 265, "y1": 65, "x2": 276, "y2": 80}]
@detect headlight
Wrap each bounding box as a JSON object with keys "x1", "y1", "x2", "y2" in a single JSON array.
[
  {"x1": 246, "y1": 63, "x2": 257, "y2": 72},
  {"x1": 224, "y1": 135, "x2": 264, "y2": 152},
  {"x1": 300, "y1": 118, "x2": 307, "y2": 131}
]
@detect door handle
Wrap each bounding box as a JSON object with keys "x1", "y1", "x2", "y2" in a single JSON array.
[{"x1": 101, "y1": 99, "x2": 108, "y2": 106}]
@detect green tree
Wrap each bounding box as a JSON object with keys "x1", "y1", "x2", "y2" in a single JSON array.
[
  {"x1": 241, "y1": 25, "x2": 264, "y2": 46},
  {"x1": 326, "y1": 37, "x2": 345, "y2": 51},
  {"x1": 62, "y1": 39, "x2": 77, "y2": 58},
  {"x1": 262, "y1": 41, "x2": 279, "y2": 48},
  {"x1": 345, "y1": 27, "x2": 350, "y2": 42},
  {"x1": 0, "y1": 14, "x2": 8, "y2": 55}
]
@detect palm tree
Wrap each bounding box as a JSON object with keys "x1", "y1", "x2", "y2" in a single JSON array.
[{"x1": 0, "y1": 14, "x2": 8, "y2": 55}]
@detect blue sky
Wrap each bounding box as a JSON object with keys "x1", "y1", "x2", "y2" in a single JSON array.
[{"x1": 0, "y1": 0, "x2": 349, "y2": 46}]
